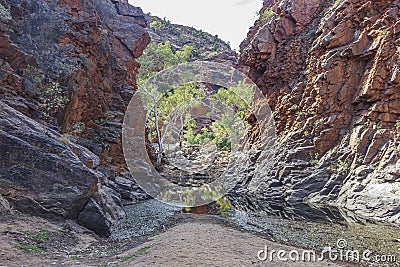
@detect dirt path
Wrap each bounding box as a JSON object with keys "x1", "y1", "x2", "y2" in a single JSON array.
[{"x1": 108, "y1": 216, "x2": 349, "y2": 267}]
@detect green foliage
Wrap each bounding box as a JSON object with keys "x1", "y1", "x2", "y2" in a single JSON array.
[
  {"x1": 182, "y1": 114, "x2": 198, "y2": 145},
  {"x1": 0, "y1": 3, "x2": 11, "y2": 22},
  {"x1": 212, "y1": 35, "x2": 220, "y2": 51},
  {"x1": 118, "y1": 255, "x2": 134, "y2": 262},
  {"x1": 180, "y1": 114, "x2": 227, "y2": 148},
  {"x1": 258, "y1": 8, "x2": 275, "y2": 24},
  {"x1": 212, "y1": 83, "x2": 251, "y2": 120},
  {"x1": 13, "y1": 242, "x2": 45, "y2": 253},
  {"x1": 182, "y1": 189, "x2": 196, "y2": 207},
  {"x1": 138, "y1": 41, "x2": 194, "y2": 83},
  {"x1": 210, "y1": 120, "x2": 231, "y2": 151},
  {"x1": 94, "y1": 111, "x2": 114, "y2": 125},
  {"x1": 149, "y1": 20, "x2": 163, "y2": 30},
  {"x1": 328, "y1": 159, "x2": 350, "y2": 173},
  {"x1": 57, "y1": 227, "x2": 69, "y2": 233},
  {"x1": 216, "y1": 197, "x2": 232, "y2": 212},
  {"x1": 144, "y1": 82, "x2": 204, "y2": 142},
  {"x1": 25, "y1": 228, "x2": 49, "y2": 240},
  {"x1": 39, "y1": 81, "x2": 68, "y2": 118},
  {"x1": 13, "y1": 228, "x2": 49, "y2": 253},
  {"x1": 216, "y1": 197, "x2": 232, "y2": 219},
  {"x1": 310, "y1": 153, "x2": 320, "y2": 166},
  {"x1": 156, "y1": 82, "x2": 252, "y2": 151},
  {"x1": 195, "y1": 127, "x2": 216, "y2": 144},
  {"x1": 135, "y1": 246, "x2": 150, "y2": 255},
  {"x1": 181, "y1": 113, "x2": 233, "y2": 151},
  {"x1": 138, "y1": 34, "x2": 249, "y2": 162}
]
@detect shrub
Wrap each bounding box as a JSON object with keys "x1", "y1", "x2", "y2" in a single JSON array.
[
  {"x1": 258, "y1": 8, "x2": 275, "y2": 24},
  {"x1": 328, "y1": 159, "x2": 350, "y2": 173},
  {"x1": 149, "y1": 20, "x2": 163, "y2": 30},
  {"x1": 150, "y1": 20, "x2": 164, "y2": 30},
  {"x1": 216, "y1": 197, "x2": 232, "y2": 219},
  {"x1": 39, "y1": 81, "x2": 68, "y2": 118}
]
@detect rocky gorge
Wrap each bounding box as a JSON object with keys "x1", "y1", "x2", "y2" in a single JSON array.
[
  {"x1": 0, "y1": 0, "x2": 236, "y2": 237},
  {"x1": 0, "y1": 0, "x2": 399, "y2": 265}
]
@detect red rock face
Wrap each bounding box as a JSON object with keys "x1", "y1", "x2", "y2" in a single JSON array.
[
  {"x1": 0, "y1": 0, "x2": 149, "y2": 235},
  {"x1": 59, "y1": 0, "x2": 150, "y2": 170},
  {"x1": 1, "y1": 0, "x2": 150, "y2": 172},
  {"x1": 236, "y1": 0, "x2": 400, "y2": 224}
]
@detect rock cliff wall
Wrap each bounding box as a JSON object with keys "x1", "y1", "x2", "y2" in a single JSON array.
[
  {"x1": 235, "y1": 0, "x2": 400, "y2": 224},
  {"x1": 0, "y1": 0, "x2": 149, "y2": 235}
]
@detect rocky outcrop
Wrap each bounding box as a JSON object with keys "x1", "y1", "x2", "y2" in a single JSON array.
[
  {"x1": 0, "y1": 0, "x2": 149, "y2": 235},
  {"x1": 1, "y1": 0, "x2": 149, "y2": 170},
  {"x1": 0, "y1": 193, "x2": 11, "y2": 214},
  {"x1": 235, "y1": 0, "x2": 400, "y2": 224},
  {"x1": 0, "y1": 102, "x2": 125, "y2": 236}
]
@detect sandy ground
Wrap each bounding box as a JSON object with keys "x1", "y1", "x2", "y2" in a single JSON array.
[
  {"x1": 0, "y1": 213, "x2": 355, "y2": 267},
  {"x1": 0, "y1": 213, "x2": 99, "y2": 267},
  {"x1": 108, "y1": 216, "x2": 349, "y2": 267}
]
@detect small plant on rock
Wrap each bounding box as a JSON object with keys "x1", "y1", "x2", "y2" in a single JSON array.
[
  {"x1": 59, "y1": 134, "x2": 70, "y2": 144},
  {"x1": 94, "y1": 111, "x2": 114, "y2": 125},
  {"x1": 310, "y1": 153, "x2": 320, "y2": 166},
  {"x1": 149, "y1": 20, "x2": 163, "y2": 30},
  {"x1": 39, "y1": 81, "x2": 68, "y2": 119},
  {"x1": 258, "y1": 8, "x2": 275, "y2": 24},
  {"x1": 328, "y1": 159, "x2": 350, "y2": 174}
]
